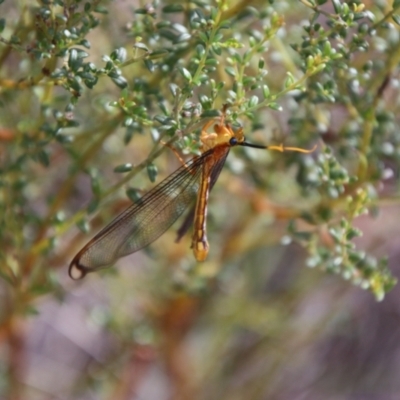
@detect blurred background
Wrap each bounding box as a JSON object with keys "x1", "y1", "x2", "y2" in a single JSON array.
[{"x1": 1, "y1": 0, "x2": 400, "y2": 399}]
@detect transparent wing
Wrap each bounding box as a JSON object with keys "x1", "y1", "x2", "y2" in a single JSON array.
[
  {"x1": 69, "y1": 151, "x2": 214, "y2": 279},
  {"x1": 175, "y1": 149, "x2": 230, "y2": 242}
]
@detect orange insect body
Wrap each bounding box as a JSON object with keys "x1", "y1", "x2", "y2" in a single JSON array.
[
  {"x1": 69, "y1": 111, "x2": 315, "y2": 279},
  {"x1": 192, "y1": 118, "x2": 244, "y2": 261}
]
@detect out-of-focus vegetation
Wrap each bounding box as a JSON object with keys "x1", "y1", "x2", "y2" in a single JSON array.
[{"x1": 1, "y1": 0, "x2": 400, "y2": 399}]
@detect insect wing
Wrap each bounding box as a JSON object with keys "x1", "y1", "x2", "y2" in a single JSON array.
[
  {"x1": 69, "y1": 153, "x2": 212, "y2": 279},
  {"x1": 175, "y1": 149, "x2": 230, "y2": 242}
]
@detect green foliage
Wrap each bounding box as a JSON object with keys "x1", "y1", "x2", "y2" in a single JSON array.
[
  {"x1": 1, "y1": 0, "x2": 400, "y2": 395},
  {"x1": 1, "y1": 0, "x2": 399, "y2": 300}
]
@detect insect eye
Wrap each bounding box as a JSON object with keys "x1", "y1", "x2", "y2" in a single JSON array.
[{"x1": 229, "y1": 137, "x2": 238, "y2": 146}]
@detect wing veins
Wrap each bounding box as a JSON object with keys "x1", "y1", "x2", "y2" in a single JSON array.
[
  {"x1": 175, "y1": 148, "x2": 230, "y2": 242},
  {"x1": 74, "y1": 149, "x2": 214, "y2": 269}
]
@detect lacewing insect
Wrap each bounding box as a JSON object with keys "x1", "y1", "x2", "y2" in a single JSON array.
[{"x1": 69, "y1": 110, "x2": 315, "y2": 279}]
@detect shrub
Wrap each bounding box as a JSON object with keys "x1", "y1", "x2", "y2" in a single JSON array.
[{"x1": 1, "y1": 0, "x2": 399, "y2": 398}]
